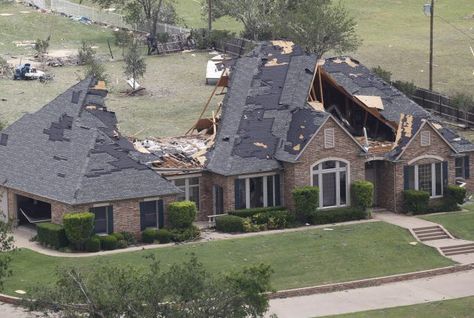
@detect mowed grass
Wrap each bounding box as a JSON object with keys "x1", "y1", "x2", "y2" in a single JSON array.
[
  {"x1": 327, "y1": 296, "x2": 474, "y2": 318},
  {"x1": 0, "y1": 51, "x2": 218, "y2": 138},
  {"x1": 420, "y1": 205, "x2": 474, "y2": 241},
  {"x1": 3, "y1": 222, "x2": 453, "y2": 296},
  {"x1": 0, "y1": 2, "x2": 117, "y2": 56}
]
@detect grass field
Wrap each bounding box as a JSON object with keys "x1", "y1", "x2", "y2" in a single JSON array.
[
  {"x1": 2, "y1": 222, "x2": 453, "y2": 296},
  {"x1": 328, "y1": 296, "x2": 474, "y2": 318},
  {"x1": 420, "y1": 205, "x2": 474, "y2": 241}
]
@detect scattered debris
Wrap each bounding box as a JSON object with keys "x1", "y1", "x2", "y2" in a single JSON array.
[
  {"x1": 409, "y1": 242, "x2": 418, "y2": 246},
  {"x1": 15, "y1": 290, "x2": 26, "y2": 295},
  {"x1": 0, "y1": 13, "x2": 14, "y2": 16},
  {"x1": 13, "y1": 63, "x2": 49, "y2": 81},
  {"x1": 13, "y1": 40, "x2": 35, "y2": 48},
  {"x1": 323, "y1": 228, "x2": 334, "y2": 231}
]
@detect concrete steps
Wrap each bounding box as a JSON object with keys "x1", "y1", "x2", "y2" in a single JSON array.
[
  {"x1": 440, "y1": 243, "x2": 474, "y2": 256},
  {"x1": 412, "y1": 226, "x2": 451, "y2": 241}
]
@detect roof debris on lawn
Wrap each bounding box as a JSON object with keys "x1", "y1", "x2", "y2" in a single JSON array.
[{"x1": 133, "y1": 135, "x2": 213, "y2": 175}]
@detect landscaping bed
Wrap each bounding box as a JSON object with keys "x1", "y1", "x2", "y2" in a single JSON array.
[{"x1": 3, "y1": 222, "x2": 453, "y2": 296}]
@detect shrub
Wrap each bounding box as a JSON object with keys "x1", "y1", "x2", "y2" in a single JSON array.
[
  {"x1": 393, "y1": 80, "x2": 416, "y2": 97},
  {"x1": 292, "y1": 186, "x2": 319, "y2": 222},
  {"x1": 170, "y1": 225, "x2": 201, "y2": 242},
  {"x1": 445, "y1": 185, "x2": 467, "y2": 206},
  {"x1": 372, "y1": 66, "x2": 392, "y2": 82},
  {"x1": 311, "y1": 207, "x2": 368, "y2": 225},
  {"x1": 190, "y1": 28, "x2": 235, "y2": 49},
  {"x1": 141, "y1": 228, "x2": 159, "y2": 244},
  {"x1": 267, "y1": 210, "x2": 294, "y2": 229},
  {"x1": 63, "y1": 212, "x2": 95, "y2": 250},
  {"x1": 156, "y1": 229, "x2": 172, "y2": 244},
  {"x1": 121, "y1": 231, "x2": 137, "y2": 245},
  {"x1": 215, "y1": 215, "x2": 244, "y2": 233},
  {"x1": 403, "y1": 190, "x2": 430, "y2": 214},
  {"x1": 99, "y1": 235, "x2": 118, "y2": 250},
  {"x1": 351, "y1": 181, "x2": 374, "y2": 211},
  {"x1": 229, "y1": 206, "x2": 285, "y2": 218},
  {"x1": 110, "y1": 232, "x2": 124, "y2": 241},
  {"x1": 117, "y1": 240, "x2": 128, "y2": 249},
  {"x1": 84, "y1": 235, "x2": 101, "y2": 252},
  {"x1": 37, "y1": 223, "x2": 68, "y2": 249},
  {"x1": 168, "y1": 201, "x2": 196, "y2": 229}
]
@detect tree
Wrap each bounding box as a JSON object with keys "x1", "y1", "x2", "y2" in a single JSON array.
[
  {"x1": 124, "y1": 41, "x2": 146, "y2": 89},
  {"x1": 93, "y1": 0, "x2": 178, "y2": 37},
  {"x1": 275, "y1": 0, "x2": 360, "y2": 58},
  {"x1": 200, "y1": 0, "x2": 277, "y2": 41},
  {"x1": 77, "y1": 41, "x2": 109, "y2": 81},
  {"x1": 25, "y1": 255, "x2": 273, "y2": 318},
  {"x1": 77, "y1": 41, "x2": 96, "y2": 65},
  {"x1": 0, "y1": 221, "x2": 15, "y2": 290}
]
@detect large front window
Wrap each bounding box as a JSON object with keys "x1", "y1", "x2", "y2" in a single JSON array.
[
  {"x1": 406, "y1": 162, "x2": 443, "y2": 197},
  {"x1": 235, "y1": 174, "x2": 281, "y2": 210},
  {"x1": 140, "y1": 200, "x2": 163, "y2": 230},
  {"x1": 172, "y1": 177, "x2": 200, "y2": 210},
  {"x1": 312, "y1": 160, "x2": 349, "y2": 208}
]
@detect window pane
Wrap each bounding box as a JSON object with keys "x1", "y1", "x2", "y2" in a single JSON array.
[
  {"x1": 189, "y1": 177, "x2": 199, "y2": 185},
  {"x1": 322, "y1": 161, "x2": 336, "y2": 170},
  {"x1": 455, "y1": 157, "x2": 464, "y2": 178},
  {"x1": 236, "y1": 179, "x2": 246, "y2": 209},
  {"x1": 267, "y1": 176, "x2": 274, "y2": 207},
  {"x1": 340, "y1": 162, "x2": 347, "y2": 168},
  {"x1": 249, "y1": 177, "x2": 264, "y2": 208},
  {"x1": 91, "y1": 207, "x2": 107, "y2": 233},
  {"x1": 418, "y1": 164, "x2": 432, "y2": 195},
  {"x1": 313, "y1": 174, "x2": 319, "y2": 187},
  {"x1": 340, "y1": 171, "x2": 347, "y2": 205},
  {"x1": 435, "y1": 163, "x2": 442, "y2": 196},
  {"x1": 140, "y1": 201, "x2": 158, "y2": 228},
  {"x1": 174, "y1": 179, "x2": 185, "y2": 186},
  {"x1": 407, "y1": 166, "x2": 415, "y2": 189},
  {"x1": 322, "y1": 172, "x2": 337, "y2": 207},
  {"x1": 189, "y1": 186, "x2": 200, "y2": 210}
]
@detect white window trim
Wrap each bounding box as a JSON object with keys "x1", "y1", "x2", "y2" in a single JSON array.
[
  {"x1": 310, "y1": 158, "x2": 350, "y2": 209},
  {"x1": 172, "y1": 177, "x2": 200, "y2": 210},
  {"x1": 241, "y1": 174, "x2": 279, "y2": 209},
  {"x1": 412, "y1": 162, "x2": 443, "y2": 198},
  {"x1": 407, "y1": 155, "x2": 444, "y2": 165}
]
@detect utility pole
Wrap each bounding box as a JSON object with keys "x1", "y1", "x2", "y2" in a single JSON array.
[
  {"x1": 429, "y1": 0, "x2": 434, "y2": 91},
  {"x1": 208, "y1": 0, "x2": 212, "y2": 32}
]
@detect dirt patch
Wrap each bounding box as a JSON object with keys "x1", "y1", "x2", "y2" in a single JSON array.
[
  {"x1": 0, "y1": 13, "x2": 14, "y2": 16},
  {"x1": 47, "y1": 49, "x2": 78, "y2": 58}
]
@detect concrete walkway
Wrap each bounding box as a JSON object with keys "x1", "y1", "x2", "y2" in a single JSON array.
[
  {"x1": 13, "y1": 219, "x2": 378, "y2": 257},
  {"x1": 268, "y1": 269, "x2": 474, "y2": 318},
  {"x1": 374, "y1": 212, "x2": 474, "y2": 264}
]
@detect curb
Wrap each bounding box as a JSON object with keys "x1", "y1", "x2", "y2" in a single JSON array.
[
  {"x1": 268, "y1": 263, "x2": 474, "y2": 299},
  {"x1": 0, "y1": 293, "x2": 21, "y2": 305}
]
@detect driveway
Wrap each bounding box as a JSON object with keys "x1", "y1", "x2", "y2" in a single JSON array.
[{"x1": 268, "y1": 269, "x2": 474, "y2": 317}]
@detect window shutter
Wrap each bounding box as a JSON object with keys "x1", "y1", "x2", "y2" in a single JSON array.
[
  {"x1": 234, "y1": 179, "x2": 241, "y2": 209},
  {"x1": 158, "y1": 200, "x2": 164, "y2": 228},
  {"x1": 465, "y1": 156, "x2": 470, "y2": 179},
  {"x1": 139, "y1": 202, "x2": 146, "y2": 231},
  {"x1": 275, "y1": 174, "x2": 281, "y2": 206},
  {"x1": 443, "y1": 161, "x2": 448, "y2": 188},
  {"x1": 420, "y1": 131, "x2": 431, "y2": 146},
  {"x1": 107, "y1": 206, "x2": 114, "y2": 234},
  {"x1": 403, "y1": 166, "x2": 410, "y2": 190},
  {"x1": 324, "y1": 128, "x2": 335, "y2": 149}
]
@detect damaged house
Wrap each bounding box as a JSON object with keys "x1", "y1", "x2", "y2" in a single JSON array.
[
  {"x1": 1, "y1": 41, "x2": 474, "y2": 233},
  {"x1": 0, "y1": 78, "x2": 181, "y2": 234}
]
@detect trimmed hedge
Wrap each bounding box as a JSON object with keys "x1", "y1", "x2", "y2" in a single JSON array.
[
  {"x1": 229, "y1": 206, "x2": 285, "y2": 218},
  {"x1": 63, "y1": 212, "x2": 95, "y2": 250},
  {"x1": 168, "y1": 201, "x2": 197, "y2": 229},
  {"x1": 99, "y1": 235, "x2": 118, "y2": 250},
  {"x1": 292, "y1": 186, "x2": 319, "y2": 222},
  {"x1": 351, "y1": 181, "x2": 374, "y2": 210},
  {"x1": 216, "y1": 215, "x2": 244, "y2": 233},
  {"x1": 110, "y1": 232, "x2": 124, "y2": 241},
  {"x1": 84, "y1": 235, "x2": 101, "y2": 252},
  {"x1": 311, "y1": 207, "x2": 368, "y2": 225},
  {"x1": 170, "y1": 225, "x2": 200, "y2": 242},
  {"x1": 36, "y1": 223, "x2": 68, "y2": 249},
  {"x1": 142, "y1": 228, "x2": 158, "y2": 243},
  {"x1": 403, "y1": 190, "x2": 430, "y2": 214},
  {"x1": 445, "y1": 185, "x2": 466, "y2": 206},
  {"x1": 156, "y1": 229, "x2": 172, "y2": 244}
]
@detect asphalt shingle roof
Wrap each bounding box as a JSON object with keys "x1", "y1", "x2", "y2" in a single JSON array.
[{"x1": 0, "y1": 78, "x2": 180, "y2": 205}]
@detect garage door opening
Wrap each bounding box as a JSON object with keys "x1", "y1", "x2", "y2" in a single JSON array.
[{"x1": 16, "y1": 195, "x2": 51, "y2": 225}]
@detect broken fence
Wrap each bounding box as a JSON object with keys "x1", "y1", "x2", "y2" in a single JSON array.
[
  {"x1": 412, "y1": 88, "x2": 474, "y2": 127},
  {"x1": 214, "y1": 38, "x2": 254, "y2": 57}
]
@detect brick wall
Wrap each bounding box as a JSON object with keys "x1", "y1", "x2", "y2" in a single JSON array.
[
  {"x1": 464, "y1": 151, "x2": 474, "y2": 194},
  {"x1": 199, "y1": 172, "x2": 236, "y2": 219},
  {"x1": 283, "y1": 117, "x2": 366, "y2": 210},
  {"x1": 394, "y1": 123, "x2": 456, "y2": 212}
]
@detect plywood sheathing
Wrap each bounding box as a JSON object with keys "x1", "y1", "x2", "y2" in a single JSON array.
[
  {"x1": 393, "y1": 113, "x2": 413, "y2": 148},
  {"x1": 356, "y1": 137, "x2": 394, "y2": 154},
  {"x1": 308, "y1": 101, "x2": 325, "y2": 111},
  {"x1": 271, "y1": 40, "x2": 294, "y2": 54},
  {"x1": 354, "y1": 95, "x2": 384, "y2": 110},
  {"x1": 93, "y1": 81, "x2": 106, "y2": 90},
  {"x1": 266, "y1": 58, "x2": 289, "y2": 67}
]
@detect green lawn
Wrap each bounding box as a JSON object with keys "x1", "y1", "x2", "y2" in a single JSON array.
[
  {"x1": 3, "y1": 222, "x2": 453, "y2": 296},
  {"x1": 327, "y1": 296, "x2": 474, "y2": 318},
  {"x1": 420, "y1": 205, "x2": 474, "y2": 241}
]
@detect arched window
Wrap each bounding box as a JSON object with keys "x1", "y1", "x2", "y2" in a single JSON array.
[{"x1": 311, "y1": 160, "x2": 349, "y2": 208}]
